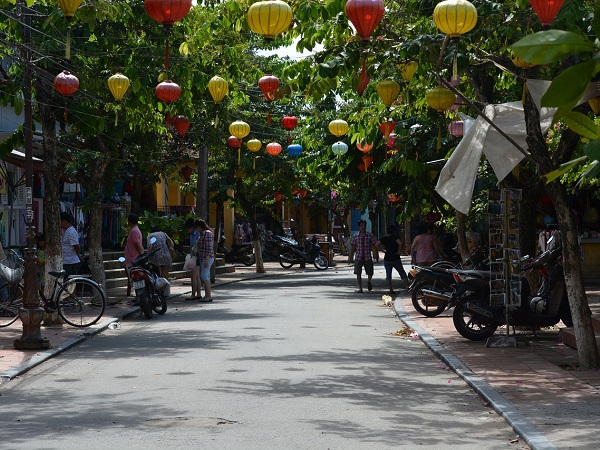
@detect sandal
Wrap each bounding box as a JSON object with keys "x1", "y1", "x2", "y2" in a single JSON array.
[
  {"x1": 368, "y1": 282, "x2": 373, "y2": 291},
  {"x1": 185, "y1": 296, "x2": 197, "y2": 301},
  {"x1": 199, "y1": 297, "x2": 213, "y2": 303},
  {"x1": 355, "y1": 289, "x2": 363, "y2": 293}
]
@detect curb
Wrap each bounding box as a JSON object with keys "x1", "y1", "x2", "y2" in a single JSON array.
[{"x1": 393, "y1": 295, "x2": 558, "y2": 450}]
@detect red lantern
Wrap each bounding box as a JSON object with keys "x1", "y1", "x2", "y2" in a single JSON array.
[
  {"x1": 172, "y1": 115, "x2": 190, "y2": 136},
  {"x1": 386, "y1": 133, "x2": 397, "y2": 148},
  {"x1": 180, "y1": 165, "x2": 193, "y2": 181},
  {"x1": 273, "y1": 192, "x2": 283, "y2": 202},
  {"x1": 529, "y1": 0, "x2": 565, "y2": 28},
  {"x1": 227, "y1": 136, "x2": 242, "y2": 148},
  {"x1": 387, "y1": 193, "x2": 399, "y2": 203},
  {"x1": 345, "y1": 0, "x2": 385, "y2": 41},
  {"x1": 266, "y1": 142, "x2": 282, "y2": 156},
  {"x1": 358, "y1": 162, "x2": 366, "y2": 172},
  {"x1": 54, "y1": 70, "x2": 79, "y2": 96},
  {"x1": 362, "y1": 154, "x2": 374, "y2": 171},
  {"x1": 156, "y1": 80, "x2": 181, "y2": 103},
  {"x1": 379, "y1": 119, "x2": 395, "y2": 139},
  {"x1": 357, "y1": 142, "x2": 373, "y2": 153},
  {"x1": 144, "y1": 0, "x2": 192, "y2": 25},
  {"x1": 258, "y1": 75, "x2": 280, "y2": 101},
  {"x1": 282, "y1": 116, "x2": 298, "y2": 130},
  {"x1": 299, "y1": 189, "x2": 309, "y2": 198}
]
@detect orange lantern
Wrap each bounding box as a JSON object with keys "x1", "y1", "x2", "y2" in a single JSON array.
[
  {"x1": 299, "y1": 189, "x2": 309, "y2": 198},
  {"x1": 273, "y1": 192, "x2": 283, "y2": 202},
  {"x1": 345, "y1": 0, "x2": 385, "y2": 42},
  {"x1": 357, "y1": 141, "x2": 374, "y2": 153},
  {"x1": 362, "y1": 154, "x2": 374, "y2": 171},
  {"x1": 266, "y1": 142, "x2": 282, "y2": 156},
  {"x1": 379, "y1": 119, "x2": 395, "y2": 139},
  {"x1": 172, "y1": 115, "x2": 190, "y2": 137}
]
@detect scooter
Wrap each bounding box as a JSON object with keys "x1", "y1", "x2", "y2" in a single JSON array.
[
  {"x1": 119, "y1": 237, "x2": 169, "y2": 319},
  {"x1": 217, "y1": 236, "x2": 256, "y2": 266},
  {"x1": 277, "y1": 235, "x2": 329, "y2": 270},
  {"x1": 408, "y1": 248, "x2": 489, "y2": 317},
  {"x1": 451, "y1": 236, "x2": 572, "y2": 341}
]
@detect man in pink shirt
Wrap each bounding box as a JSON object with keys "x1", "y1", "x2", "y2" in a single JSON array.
[{"x1": 124, "y1": 214, "x2": 144, "y2": 297}]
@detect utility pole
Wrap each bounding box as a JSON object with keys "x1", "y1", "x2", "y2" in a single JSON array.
[{"x1": 14, "y1": 2, "x2": 50, "y2": 350}]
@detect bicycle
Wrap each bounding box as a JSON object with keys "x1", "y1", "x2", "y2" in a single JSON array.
[{"x1": 0, "y1": 250, "x2": 25, "y2": 327}]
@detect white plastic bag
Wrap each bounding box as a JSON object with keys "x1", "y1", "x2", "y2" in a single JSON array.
[{"x1": 183, "y1": 254, "x2": 196, "y2": 271}]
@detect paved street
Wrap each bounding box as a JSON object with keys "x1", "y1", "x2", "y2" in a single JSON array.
[{"x1": 0, "y1": 267, "x2": 522, "y2": 449}]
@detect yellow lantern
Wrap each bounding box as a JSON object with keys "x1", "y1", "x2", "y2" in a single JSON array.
[
  {"x1": 426, "y1": 86, "x2": 455, "y2": 112},
  {"x1": 108, "y1": 73, "x2": 130, "y2": 102},
  {"x1": 511, "y1": 55, "x2": 535, "y2": 69},
  {"x1": 376, "y1": 79, "x2": 401, "y2": 108},
  {"x1": 589, "y1": 98, "x2": 600, "y2": 115},
  {"x1": 208, "y1": 76, "x2": 229, "y2": 104},
  {"x1": 247, "y1": 0, "x2": 293, "y2": 41},
  {"x1": 57, "y1": 0, "x2": 83, "y2": 59},
  {"x1": 247, "y1": 138, "x2": 262, "y2": 169},
  {"x1": 398, "y1": 61, "x2": 418, "y2": 82},
  {"x1": 328, "y1": 119, "x2": 349, "y2": 138},
  {"x1": 230, "y1": 121, "x2": 250, "y2": 165},
  {"x1": 433, "y1": 0, "x2": 478, "y2": 38}
]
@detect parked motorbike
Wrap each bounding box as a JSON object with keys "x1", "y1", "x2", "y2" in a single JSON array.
[
  {"x1": 277, "y1": 235, "x2": 329, "y2": 270},
  {"x1": 451, "y1": 236, "x2": 572, "y2": 341},
  {"x1": 217, "y1": 236, "x2": 256, "y2": 266},
  {"x1": 408, "y1": 248, "x2": 489, "y2": 317},
  {"x1": 119, "y1": 237, "x2": 169, "y2": 319}
]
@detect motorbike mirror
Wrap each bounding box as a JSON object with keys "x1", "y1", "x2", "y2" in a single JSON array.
[{"x1": 118, "y1": 256, "x2": 125, "y2": 263}]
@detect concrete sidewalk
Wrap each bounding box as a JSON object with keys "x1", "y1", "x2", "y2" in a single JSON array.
[{"x1": 1, "y1": 260, "x2": 599, "y2": 448}]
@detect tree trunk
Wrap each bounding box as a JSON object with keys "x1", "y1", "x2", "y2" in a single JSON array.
[
  {"x1": 235, "y1": 181, "x2": 265, "y2": 274},
  {"x1": 196, "y1": 144, "x2": 208, "y2": 219},
  {"x1": 524, "y1": 92, "x2": 599, "y2": 368}
]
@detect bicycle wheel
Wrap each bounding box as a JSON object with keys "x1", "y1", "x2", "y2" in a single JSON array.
[
  {"x1": 0, "y1": 283, "x2": 23, "y2": 327},
  {"x1": 56, "y1": 278, "x2": 106, "y2": 327}
]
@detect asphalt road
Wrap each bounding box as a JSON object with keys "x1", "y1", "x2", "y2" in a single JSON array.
[{"x1": 0, "y1": 268, "x2": 526, "y2": 449}]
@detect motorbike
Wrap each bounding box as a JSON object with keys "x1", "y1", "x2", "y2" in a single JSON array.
[
  {"x1": 451, "y1": 236, "x2": 572, "y2": 341},
  {"x1": 119, "y1": 237, "x2": 169, "y2": 319},
  {"x1": 408, "y1": 248, "x2": 489, "y2": 317},
  {"x1": 217, "y1": 236, "x2": 256, "y2": 266},
  {"x1": 277, "y1": 235, "x2": 329, "y2": 270}
]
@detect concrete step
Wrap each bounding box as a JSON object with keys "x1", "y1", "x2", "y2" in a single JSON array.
[
  {"x1": 559, "y1": 316, "x2": 600, "y2": 353},
  {"x1": 104, "y1": 265, "x2": 236, "y2": 290}
]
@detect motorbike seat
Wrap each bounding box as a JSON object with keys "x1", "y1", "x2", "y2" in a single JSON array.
[
  {"x1": 448, "y1": 269, "x2": 490, "y2": 279},
  {"x1": 231, "y1": 243, "x2": 252, "y2": 251}
]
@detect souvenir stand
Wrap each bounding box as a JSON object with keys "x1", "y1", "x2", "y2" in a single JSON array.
[{"x1": 486, "y1": 188, "x2": 527, "y2": 347}]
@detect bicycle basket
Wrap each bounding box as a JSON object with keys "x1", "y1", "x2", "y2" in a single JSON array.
[{"x1": 0, "y1": 258, "x2": 25, "y2": 283}]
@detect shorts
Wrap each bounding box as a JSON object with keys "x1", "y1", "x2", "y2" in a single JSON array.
[
  {"x1": 384, "y1": 259, "x2": 407, "y2": 280},
  {"x1": 354, "y1": 259, "x2": 374, "y2": 276},
  {"x1": 197, "y1": 256, "x2": 215, "y2": 282}
]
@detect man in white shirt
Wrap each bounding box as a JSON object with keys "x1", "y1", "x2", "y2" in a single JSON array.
[{"x1": 60, "y1": 212, "x2": 82, "y2": 277}]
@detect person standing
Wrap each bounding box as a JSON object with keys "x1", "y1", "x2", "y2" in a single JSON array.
[
  {"x1": 147, "y1": 226, "x2": 174, "y2": 281},
  {"x1": 192, "y1": 219, "x2": 215, "y2": 302},
  {"x1": 351, "y1": 219, "x2": 377, "y2": 293},
  {"x1": 376, "y1": 225, "x2": 409, "y2": 294},
  {"x1": 124, "y1": 213, "x2": 144, "y2": 297},
  {"x1": 410, "y1": 222, "x2": 441, "y2": 267},
  {"x1": 60, "y1": 212, "x2": 82, "y2": 277},
  {"x1": 186, "y1": 218, "x2": 202, "y2": 301}
]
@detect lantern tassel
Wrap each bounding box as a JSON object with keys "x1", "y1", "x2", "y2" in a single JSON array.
[
  {"x1": 253, "y1": 156, "x2": 256, "y2": 170},
  {"x1": 452, "y1": 48, "x2": 458, "y2": 83},
  {"x1": 267, "y1": 110, "x2": 271, "y2": 125},
  {"x1": 66, "y1": 26, "x2": 71, "y2": 60},
  {"x1": 114, "y1": 109, "x2": 118, "y2": 127},
  {"x1": 288, "y1": 134, "x2": 291, "y2": 145},
  {"x1": 238, "y1": 148, "x2": 241, "y2": 166},
  {"x1": 437, "y1": 122, "x2": 442, "y2": 150},
  {"x1": 165, "y1": 37, "x2": 170, "y2": 71}
]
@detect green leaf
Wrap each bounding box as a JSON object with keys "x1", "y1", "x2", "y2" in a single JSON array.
[
  {"x1": 563, "y1": 111, "x2": 600, "y2": 139},
  {"x1": 541, "y1": 60, "x2": 596, "y2": 109},
  {"x1": 583, "y1": 139, "x2": 600, "y2": 160},
  {"x1": 541, "y1": 156, "x2": 588, "y2": 183},
  {"x1": 577, "y1": 160, "x2": 600, "y2": 184},
  {"x1": 511, "y1": 30, "x2": 597, "y2": 65}
]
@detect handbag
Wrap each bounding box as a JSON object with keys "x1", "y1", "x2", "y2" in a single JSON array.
[{"x1": 183, "y1": 253, "x2": 196, "y2": 271}]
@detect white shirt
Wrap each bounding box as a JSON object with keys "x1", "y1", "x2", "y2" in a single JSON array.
[{"x1": 62, "y1": 226, "x2": 80, "y2": 264}]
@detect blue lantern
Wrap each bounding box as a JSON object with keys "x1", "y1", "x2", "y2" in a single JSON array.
[
  {"x1": 287, "y1": 143, "x2": 303, "y2": 157},
  {"x1": 331, "y1": 141, "x2": 348, "y2": 157}
]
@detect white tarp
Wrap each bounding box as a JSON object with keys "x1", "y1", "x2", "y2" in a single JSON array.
[{"x1": 435, "y1": 79, "x2": 556, "y2": 214}]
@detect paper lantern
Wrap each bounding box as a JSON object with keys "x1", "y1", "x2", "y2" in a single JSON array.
[
  {"x1": 258, "y1": 75, "x2": 280, "y2": 100},
  {"x1": 433, "y1": 0, "x2": 478, "y2": 38},
  {"x1": 529, "y1": 0, "x2": 565, "y2": 28},
  {"x1": 144, "y1": 0, "x2": 192, "y2": 26},
  {"x1": 208, "y1": 76, "x2": 228, "y2": 104},
  {"x1": 345, "y1": 0, "x2": 385, "y2": 41},
  {"x1": 247, "y1": 139, "x2": 262, "y2": 152},
  {"x1": 358, "y1": 162, "x2": 366, "y2": 172},
  {"x1": 357, "y1": 142, "x2": 373, "y2": 153},
  {"x1": 328, "y1": 119, "x2": 349, "y2": 138},
  {"x1": 172, "y1": 115, "x2": 190, "y2": 137},
  {"x1": 511, "y1": 55, "x2": 536, "y2": 69},
  {"x1": 387, "y1": 193, "x2": 399, "y2": 203},
  {"x1": 589, "y1": 97, "x2": 600, "y2": 115},
  {"x1": 398, "y1": 61, "x2": 418, "y2": 82},
  {"x1": 273, "y1": 192, "x2": 283, "y2": 202},
  {"x1": 156, "y1": 80, "x2": 181, "y2": 103},
  {"x1": 266, "y1": 142, "x2": 282, "y2": 156},
  {"x1": 299, "y1": 189, "x2": 309, "y2": 198},
  {"x1": 57, "y1": 0, "x2": 83, "y2": 59},
  {"x1": 108, "y1": 73, "x2": 130, "y2": 101},
  {"x1": 229, "y1": 120, "x2": 250, "y2": 140},
  {"x1": 282, "y1": 115, "x2": 298, "y2": 130},
  {"x1": 54, "y1": 70, "x2": 79, "y2": 96},
  {"x1": 379, "y1": 119, "x2": 395, "y2": 139},
  {"x1": 181, "y1": 165, "x2": 193, "y2": 181},
  {"x1": 227, "y1": 136, "x2": 241, "y2": 148},
  {"x1": 426, "y1": 86, "x2": 455, "y2": 111},
  {"x1": 287, "y1": 143, "x2": 303, "y2": 157},
  {"x1": 247, "y1": 0, "x2": 293, "y2": 40},
  {"x1": 331, "y1": 141, "x2": 348, "y2": 157},
  {"x1": 362, "y1": 154, "x2": 374, "y2": 171},
  {"x1": 448, "y1": 120, "x2": 464, "y2": 137},
  {"x1": 377, "y1": 79, "x2": 401, "y2": 108},
  {"x1": 386, "y1": 133, "x2": 397, "y2": 148}
]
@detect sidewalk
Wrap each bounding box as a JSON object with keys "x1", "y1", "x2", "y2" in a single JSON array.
[{"x1": 1, "y1": 260, "x2": 599, "y2": 448}]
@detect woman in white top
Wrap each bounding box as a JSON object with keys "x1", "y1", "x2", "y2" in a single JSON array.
[{"x1": 60, "y1": 212, "x2": 82, "y2": 277}]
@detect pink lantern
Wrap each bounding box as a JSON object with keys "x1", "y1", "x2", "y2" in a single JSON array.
[
  {"x1": 386, "y1": 133, "x2": 397, "y2": 148},
  {"x1": 448, "y1": 120, "x2": 464, "y2": 137}
]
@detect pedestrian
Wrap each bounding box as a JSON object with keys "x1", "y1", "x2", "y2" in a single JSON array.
[
  {"x1": 186, "y1": 218, "x2": 202, "y2": 300},
  {"x1": 60, "y1": 212, "x2": 82, "y2": 277},
  {"x1": 351, "y1": 219, "x2": 377, "y2": 293},
  {"x1": 124, "y1": 213, "x2": 144, "y2": 298},
  {"x1": 376, "y1": 225, "x2": 409, "y2": 294},
  {"x1": 192, "y1": 219, "x2": 215, "y2": 302},
  {"x1": 410, "y1": 222, "x2": 442, "y2": 266},
  {"x1": 147, "y1": 226, "x2": 174, "y2": 281},
  {"x1": 35, "y1": 233, "x2": 46, "y2": 289}
]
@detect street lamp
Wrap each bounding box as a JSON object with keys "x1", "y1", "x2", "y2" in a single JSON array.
[{"x1": 14, "y1": 2, "x2": 49, "y2": 350}]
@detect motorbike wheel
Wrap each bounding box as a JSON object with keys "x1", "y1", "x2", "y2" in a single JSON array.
[
  {"x1": 313, "y1": 252, "x2": 329, "y2": 270},
  {"x1": 139, "y1": 287, "x2": 153, "y2": 319},
  {"x1": 242, "y1": 252, "x2": 256, "y2": 266},
  {"x1": 452, "y1": 296, "x2": 497, "y2": 341},
  {"x1": 431, "y1": 260, "x2": 458, "y2": 269},
  {"x1": 411, "y1": 281, "x2": 450, "y2": 317},
  {"x1": 152, "y1": 293, "x2": 168, "y2": 315},
  {"x1": 279, "y1": 250, "x2": 296, "y2": 269}
]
